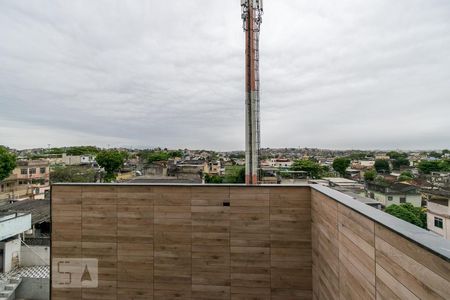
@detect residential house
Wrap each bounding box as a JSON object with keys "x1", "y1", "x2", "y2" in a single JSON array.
[
  {"x1": 0, "y1": 200, "x2": 50, "y2": 299},
  {"x1": 366, "y1": 182, "x2": 422, "y2": 207},
  {"x1": 61, "y1": 153, "x2": 96, "y2": 166},
  {"x1": 206, "y1": 160, "x2": 223, "y2": 176},
  {"x1": 168, "y1": 160, "x2": 207, "y2": 182},
  {"x1": 0, "y1": 160, "x2": 50, "y2": 201},
  {"x1": 270, "y1": 158, "x2": 293, "y2": 168},
  {"x1": 351, "y1": 160, "x2": 375, "y2": 170},
  {"x1": 423, "y1": 189, "x2": 450, "y2": 240}
]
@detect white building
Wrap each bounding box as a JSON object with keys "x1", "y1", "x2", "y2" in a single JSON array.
[
  {"x1": 62, "y1": 153, "x2": 96, "y2": 165},
  {"x1": 366, "y1": 182, "x2": 422, "y2": 207},
  {"x1": 424, "y1": 190, "x2": 450, "y2": 240},
  {"x1": 270, "y1": 158, "x2": 293, "y2": 168}
]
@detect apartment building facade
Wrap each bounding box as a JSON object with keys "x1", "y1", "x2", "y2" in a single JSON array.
[{"x1": 0, "y1": 160, "x2": 50, "y2": 201}]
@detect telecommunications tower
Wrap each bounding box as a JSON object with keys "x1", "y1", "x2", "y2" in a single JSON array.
[{"x1": 241, "y1": 0, "x2": 263, "y2": 185}]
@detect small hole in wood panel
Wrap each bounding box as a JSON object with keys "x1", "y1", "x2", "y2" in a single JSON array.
[{"x1": 223, "y1": 202, "x2": 230, "y2": 207}]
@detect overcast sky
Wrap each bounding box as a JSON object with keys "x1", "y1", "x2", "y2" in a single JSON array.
[{"x1": 0, "y1": 0, "x2": 449, "y2": 151}]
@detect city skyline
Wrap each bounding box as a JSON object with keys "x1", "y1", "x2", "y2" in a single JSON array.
[{"x1": 1, "y1": 0, "x2": 450, "y2": 150}]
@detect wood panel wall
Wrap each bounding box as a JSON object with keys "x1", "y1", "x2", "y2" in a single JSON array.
[
  {"x1": 51, "y1": 185, "x2": 311, "y2": 300},
  {"x1": 311, "y1": 189, "x2": 450, "y2": 300}
]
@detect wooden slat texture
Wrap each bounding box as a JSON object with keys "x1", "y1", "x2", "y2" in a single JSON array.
[
  {"x1": 52, "y1": 185, "x2": 450, "y2": 299},
  {"x1": 270, "y1": 187, "x2": 312, "y2": 299},
  {"x1": 375, "y1": 224, "x2": 450, "y2": 300},
  {"x1": 311, "y1": 190, "x2": 450, "y2": 300},
  {"x1": 230, "y1": 187, "x2": 271, "y2": 299},
  {"x1": 116, "y1": 186, "x2": 154, "y2": 299},
  {"x1": 154, "y1": 187, "x2": 191, "y2": 299},
  {"x1": 311, "y1": 190, "x2": 339, "y2": 300}
]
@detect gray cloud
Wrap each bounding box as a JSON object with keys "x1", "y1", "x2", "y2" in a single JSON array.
[{"x1": 0, "y1": 0, "x2": 449, "y2": 150}]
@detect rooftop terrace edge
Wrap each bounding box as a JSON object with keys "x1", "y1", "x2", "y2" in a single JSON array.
[
  {"x1": 311, "y1": 183, "x2": 450, "y2": 262},
  {"x1": 50, "y1": 182, "x2": 450, "y2": 261}
]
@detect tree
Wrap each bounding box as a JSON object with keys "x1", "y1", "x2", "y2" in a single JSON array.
[
  {"x1": 51, "y1": 166, "x2": 97, "y2": 183},
  {"x1": 387, "y1": 151, "x2": 406, "y2": 160},
  {"x1": 96, "y1": 150, "x2": 126, "y2": 182},
  {"x1": 291, "y1": 159, "x2": 323, "y2": 179},
  {"x1": 398, "y1": 171, "x2": 414, "y2": 182},
  {"x1": 332, "y1": 157, "x2": 351, "y2": 177},
  {"x1": 204, "y1": 174, "x2": 223, "y2": 184},
  {"x1": 223, "y1": 166, "x2": 245, "y2": 183},
  {"x1": 428, "y1": 151, "x2": 442, "y2": 159},
  {"x1": 66, "y1": 146, "x2": 100, "y2": 156},
  {"x1": 387, "y1": 152, "x2": 410, "y2": 170},
  {"x1": 348, "y1": 152, "x2": 369, "y2": 160},
  {"x1": 364, "y1": 169, "x2": 377, "y2": 181},
  {"x1": 0, "y1": 146, "x2": 16, "y2": 181},
  {"x1": 417, "y1": 160, "x2": 450, "y2": 174},
  {"x1": 140, "y1": 150, "x2": 183, "y2": 164},
  {"x1": 385, "y1": 203, "x2": 427, "y2": 229},
  {"x1": 374, "y1": 159, "x2": 390, "y2": 173},
  {"x1": 392, "y1": 157, "x2": 409, "y2": 170}
]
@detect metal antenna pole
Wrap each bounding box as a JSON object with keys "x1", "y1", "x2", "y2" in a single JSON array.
[{"x1": 241, "y1": 0, "x2": 263, "y2": 185}]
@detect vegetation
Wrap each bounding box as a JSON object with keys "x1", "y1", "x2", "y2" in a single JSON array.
[
  {"x1": 223, "y1": 166, "x2": 245, "y2": 183},
  {"x1": 204, "y1": 174, "x2": 223, "y2": 184},
  {"x1": 332, "y1": 157, "x2": 351, "y2": 177},
  {"x1": 50, "y1": 166, "x2": 97, "y2": 183},
  {"x1": 364, "y1": 169, "x2": 377, "y2": 181},
  {"x1": 385, "y1": 203, "x2": 427, "y2": 229},
  {"x1": 374, "y1": 159, "x2": 390, "y2": 173},
  {"x1": 140, "y1": 150, "x2": 183, "y2": 164},
  {"x1": 43, "y1": 146, "x2": 100, "y2": 156},
  {"x1": 398, "y1": 171, "x2": 414, "y2": 182},
  {"x1": 96, "y1": 150, "x2": 127, "y2": 182},
  {"x1": 348, "y1": 152, "x2": 373, "y2": 160},
  {"x1": 374, "y1": 175, "x2": 389, "y2": 187},
  {"x1": 290, "y1": 159, "x2": 323, "y2": 179},
  {"x1": 387, "y1": 151, "x2": 409, "y2": 170},
  {"x1": 0, "y1": 146, "x2": 16, "y2": 181},
  {"x1": 428, "y1": 151, "x2": 442, "y2": 159},
  {"x1": 417, "y1": 160, "x2": 450, "y2": 174}
]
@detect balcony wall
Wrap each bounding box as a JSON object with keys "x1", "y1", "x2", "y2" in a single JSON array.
[{"x1": 51, "y1": 184, "x2": 450, "y2": 300}]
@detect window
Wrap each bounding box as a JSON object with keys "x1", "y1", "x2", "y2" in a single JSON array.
[
  {"x1": 387, "y1": 196, "x2": 393, "y2": 201},
  {"x1": 400, "y1": 197, "x2": 406, "y2": 204},
  {"x1": 434, "y1": 217, "x2": 443, "y2": 229},
  {"x1": 21, "y1": 169, "x2": 27, "y2": 175},
  {"x1": 29, "y1": 168, "x2": 36, "y2": 174},
  {"x1": 40, "y1": 167, "x2": 46, "y2": 174}
]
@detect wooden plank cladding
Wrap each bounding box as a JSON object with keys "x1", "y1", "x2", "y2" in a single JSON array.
[
  {"x1": 51, "y1": 185, "x2": 311, "y2": 300},
  {"x1": 52, "y1": 184, "x2": 450, "y2": 299},
  {"x1": 311, "y1": 189, "x2": 450, "y2": 300}
]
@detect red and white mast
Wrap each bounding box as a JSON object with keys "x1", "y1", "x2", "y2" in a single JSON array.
[{"x1": 241, "y1": 0, "x2": 263, "y2": 185}]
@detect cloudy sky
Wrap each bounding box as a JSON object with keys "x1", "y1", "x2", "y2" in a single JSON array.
[{"x1": 0, "y1": 0, "x2": 449, "y2": 151}]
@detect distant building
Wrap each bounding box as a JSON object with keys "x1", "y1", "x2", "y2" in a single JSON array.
[
  {"x1": 423, "y1": 189, "x2": 450, "y2": 240},
  {"x1": 351, "y1": 160, "x2": 375, "y2": 170},
  {"x1": 309, "y1": 177, "x2": 364, "y2": 194},
  {"x1": 0, "y1": 160, "x2": 49, "y2": 201},
  {"x1": 375, "y1": 154, "x2": 390, "y2": 160},
  {"x1": 345, "y1": 168, "x2": 362, "y2": 180},
  {"x1": 0, "y1": 199, "x2": 50, "y2": 299},
  {"x1": 168, "y1": 160, "x2": 207, "y2": 182},
  {"x1": 61, "y1": 153, "x2": 96, "y2": 165},
  {"x1": 270, "y1": 158, "x2": 293, "y2": 168},
  {"x1": 428, "y1": 172, "x2": 450, "y2": 189},
  {"x1": 366, "y1": 182, "x2": 421, "y2": 207},
  {"x1": 206, "y1": 161, "x2": 223, "y2": 176}
]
